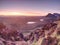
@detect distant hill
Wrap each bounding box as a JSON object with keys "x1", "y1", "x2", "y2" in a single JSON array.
[{"x1": 46, "y1": 13, "x2": 60, "y2": 21}]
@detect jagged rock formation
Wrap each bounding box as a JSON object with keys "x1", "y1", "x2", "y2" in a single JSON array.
[{"x1": 34, "y1": 20, "x2": 60, "y2": 45}]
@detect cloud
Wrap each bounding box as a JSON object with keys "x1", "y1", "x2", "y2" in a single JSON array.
[{"x1": 0, "y1": 10, "x2": 47, "y2": 16}]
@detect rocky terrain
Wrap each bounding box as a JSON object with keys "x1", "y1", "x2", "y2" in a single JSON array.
[{"x1": 0, "y1": 13, "x2": 60, "y2": 45}]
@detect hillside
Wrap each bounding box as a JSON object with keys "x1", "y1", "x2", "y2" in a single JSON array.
[{"x1": 32, "y1": 20, "x2": 60, "y2": 45}]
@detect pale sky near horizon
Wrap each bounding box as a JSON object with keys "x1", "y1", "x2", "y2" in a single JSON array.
[{"x1": 0, "y1": 0, "x2": 60, "y2": 16}]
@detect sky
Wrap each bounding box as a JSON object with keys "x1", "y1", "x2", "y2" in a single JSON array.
[{"x1": 0, "y1": 0, "x2": 60, "y2": 16}]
